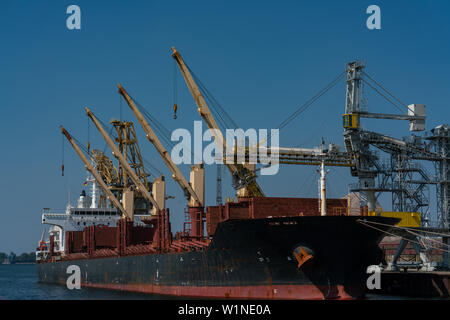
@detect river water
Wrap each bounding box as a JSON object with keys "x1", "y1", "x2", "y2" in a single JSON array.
[
  {"x1": 0, "y1": 264, "x2": 165, "y2": 300},
  {"x1": 0, "y1": 264, "x2": 433, "y2": 300}
]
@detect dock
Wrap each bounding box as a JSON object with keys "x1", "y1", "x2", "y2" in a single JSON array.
[{"x1": 373, "y1": 270, "x2": 450, "y2": 298}]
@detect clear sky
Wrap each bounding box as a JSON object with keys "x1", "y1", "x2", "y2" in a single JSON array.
[{"x1": 1, "y1": 0, "x2": 449, "y2": 253}]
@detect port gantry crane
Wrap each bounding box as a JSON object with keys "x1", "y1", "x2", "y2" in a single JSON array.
[
  {"x1": 343, "y1": 61, "x2": 441, "y2": 218},
  {"x1": 342, "y1": 61, "x2": 450, "y2": 270},
  {"x1": 117, "y1": 84, "x2": 206, "y2": 239},
  {"x1": 85, "y1": 108, "x2": 164, "y2": 221},
  {"x1": 60, "y1": 126, "x2": 131, "y2": 219},
  {"x1": 171, "y1": 46, "x2": 265, "y2": 198}
]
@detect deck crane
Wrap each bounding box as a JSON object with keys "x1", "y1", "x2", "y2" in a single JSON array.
[
  {"x1": 117, "y1": 84, "x2": 205, "y2": 238},
  {"x1": 60, "y1": 125, "x2": 131, "y2": 219},
  {"x1": 85, "y1": 107, "x2": 163, "y2": 220},
  {"x1": 171, "y1": 46, "x2": 265, "y2": 198},
  {"x1": 90, "y1": 149, "x2": 121, "y2": 208}
]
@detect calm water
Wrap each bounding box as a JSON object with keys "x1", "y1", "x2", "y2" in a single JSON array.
[
  {"x1": 0, "y1": 264, "x2": 166, "y2": 300},
  {"x1": 0, "y1": 264, "x2": 435, "y2": 300}
]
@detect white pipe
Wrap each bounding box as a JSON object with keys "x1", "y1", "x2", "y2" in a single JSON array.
[
  {"x1": 90, "y1": 178, "x2": 98, "y2": 209},
  {"x1": 89, "y1": 157, "x2": 98, "y2": 209},
  {"x1": 255, "y1": 146, "x2": 323, "y2": 155},
  {"x1": 319, "y1": 160, "x2": 328, "y2": 216}
]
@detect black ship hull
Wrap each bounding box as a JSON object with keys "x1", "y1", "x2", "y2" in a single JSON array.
[{"x1": 37, "y1": 216, "x2": 398, "y2": 299}]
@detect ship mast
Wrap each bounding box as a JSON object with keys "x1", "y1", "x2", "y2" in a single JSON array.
[
  {"x1": 318, "y1": 159, "x2": 329, "y2": 216},
  {"x1": 87, "y1": 166, "x2": 98, "y2": 209}
]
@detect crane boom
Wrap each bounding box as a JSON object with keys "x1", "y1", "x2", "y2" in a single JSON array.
[
  {"x1": 171, "y1": 46, "x2": 264, "y2": 197},
  {"x1": 60, "y1": 125, "x2": 130, "y2": 219},
  {"x1": 117, "y1": 84, "x2": 203, "y2": 207},
  {"x1": 85, "y1": 107, "x2": 160, "y2": 212}
]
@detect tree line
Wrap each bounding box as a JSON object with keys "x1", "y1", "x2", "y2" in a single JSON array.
[{"x1": 0, "y1": 252, "x2": 35, "y2": 264}]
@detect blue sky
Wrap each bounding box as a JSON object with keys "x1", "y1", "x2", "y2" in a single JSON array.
[{"x1": 1, "y1": 0, "x2": 449, "y2": 253}]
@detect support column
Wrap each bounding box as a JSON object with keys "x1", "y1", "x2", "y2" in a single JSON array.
[
  {"x1": 443, "y1": 236, "x2": 450, "y2": 270},
  {"x1": 151, "y1": 212, "x2": 162, "y2": 250},
  {"x1": 188, "y1": 206, "x2": 204, "y2": 240},
  {"x1": 188, "y1": 164, "x2": 205, "y2": 240},
  {"x1": 152, "y1": 176, "x2": 166, "y2": 216},
  {"x1": 49, "y1": 235, "x2": 55, "y2": 258},
  {"x1": 122, "y1": 189, "x2": 134, "y2": 221},
  {"x1": 164, "y1": 209, "x2": 172, "y2": 249},
  {"x1": 117, "y1": 218, "x2": 131, "y2": 256}
]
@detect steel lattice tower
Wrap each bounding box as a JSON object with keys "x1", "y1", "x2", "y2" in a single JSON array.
[{"x1": 428, "y1": 125, "x2": 450, "y2": 228}]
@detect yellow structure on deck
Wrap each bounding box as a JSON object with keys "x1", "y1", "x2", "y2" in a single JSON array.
[
  {"x1": 368, "y1": 211, "x2": 421, "y2": 228},
  {"x1": 343, "y1": 114, "x2": 358, "y2": 129}
]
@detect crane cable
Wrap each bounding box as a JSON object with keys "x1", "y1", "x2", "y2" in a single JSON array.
[
  {"x1": 88, "y1": 113, "x2": 120, "y2": 155},
  {"x1": 61, "y1": 134, "x2": 65, "y2": 176},
  {"x1": 71, "y1": 134, "x2": 91, "y2": 156},
  {"x1": 127, "y1": 93, "x2": 202, "y2": 164},
  {"x1": 87, "y1": 117, "x2": 91, "y2": 155},
  {"x1": 141, "y1": 103, "x2": 177, "y2": 147},
  {"x1": 186, "y1": 62, "x2": 345, "y2": 148},
  {"x1": 357, "y1": 219, "x2": 450, "y2": 253},
  {"x1": 276, "y1": 71, "x2": 345, "y2": 131},
  {"x1": 361, "y1": 78, "x2": 405, "y2": 114},
  {"x1": 186, "y1": 64, "x2": 238, "y2": 132},
  {"x1": 120, "y1": 92, "x2": 123, "y2": 121},
  {"x1": 361, "y1": 71, "x2": 417, "y2": 116},
  {"x1": 359, "y1": 219, "x2": 450, "y2": 240},
  {"x1": 64, "y1": 123, "x2": 164, "y2": 188},
  {"x1": 295, "y1": 168, "x2": 316, "y2": 196},
  {"x1": 252, "y1": 71, "x2": 345, "y2": 148},
  {"x1": 142, "y1": 158, "x2": 164, "y2": 177},
  {"x1": 362, "y1": 71, "x2": 408, "y2": 107},
  {"x1": 173, "y1": 60, "x2": 178, "y2": 119},
  {"x1": 93, "y1": 112, "x2": 165, "y2": 181},
  {"x1": 130, "y1": 96, "x2": 175, "y2": 148}
]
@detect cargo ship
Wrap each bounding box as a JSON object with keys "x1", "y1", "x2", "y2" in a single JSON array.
[
  {"x1": 36, "y1": 187, "x2": 399, "y2": 299},
  {"x1": 36, "y1": 47, "x2": 401, "y2": 299}
]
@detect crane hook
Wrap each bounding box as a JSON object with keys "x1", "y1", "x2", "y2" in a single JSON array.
[
  {"x1": 173, "y1": 103, "x2": 178, "y2": 119},
  {"x1": 61, "y1": 134, "x2": 65, "y2": 176}
]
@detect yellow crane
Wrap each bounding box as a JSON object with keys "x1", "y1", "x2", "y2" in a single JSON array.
[
  {"x1": 85, "y1": 107, "x2": 162, "y2": 218},
  {"x1": 60, "y1": 125, "x2": 130, "y2": 219},
  {"x1": 118, "y1": 85, "x2": 205, "y2": 238},
  {"x1": 111, "y1": 120, "x2": 151, "y2": 192},
  {"x1": 91, "y1": 149, "x2": 120, "y2": 187},
  {"x1": 171, "y1": 46, "x2": 264, "y2": 198},
  {"x1": 90, "y1": 149, "x2": 121, "y2": 208},
  {"x1": 117, "y1": 84, "x2": 204, "y2": 208}
]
